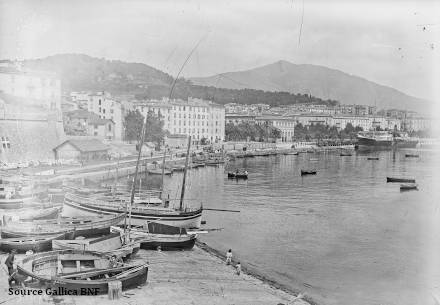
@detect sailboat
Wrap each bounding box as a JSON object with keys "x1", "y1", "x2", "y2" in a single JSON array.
[{"x1": 63, "y1": 136, "x2": 202, "y2": 229}]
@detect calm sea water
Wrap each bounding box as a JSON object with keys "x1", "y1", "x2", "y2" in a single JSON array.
[{"x1": 142, "y1": 149, "x2": 440, "y2": 305}]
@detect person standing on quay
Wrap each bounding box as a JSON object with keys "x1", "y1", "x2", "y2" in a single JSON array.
[
  {"x1": 226, "y1": 249, "x2": 232, "y2": 265},
  {"x1": 235, "y1": 262, "x2": 241, "y2": 276},
  {"x1": 5, "y1": 249, "x2": 16, "y2": 285}
]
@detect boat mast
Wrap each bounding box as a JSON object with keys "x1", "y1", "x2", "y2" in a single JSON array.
[
  {"x1": 129, "y1": 116, "x2": 147, "y2": 230},
  {"x1": 160, "y1": 148, "x2": 166, "y2": 198},
  {"x1": 179, "y1": 136, "x2": 191, "y2": 211}
]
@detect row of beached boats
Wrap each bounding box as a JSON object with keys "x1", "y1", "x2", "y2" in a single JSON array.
[{"x1": 0, "y1": 133, "x2": 205, "y2": 294}]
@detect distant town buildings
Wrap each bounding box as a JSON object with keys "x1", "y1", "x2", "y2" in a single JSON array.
[{"x1": 224, "y1": 101, "x2": 433, "y2": 134}]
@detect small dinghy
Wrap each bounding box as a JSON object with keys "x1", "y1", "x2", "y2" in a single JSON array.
[
  {"x1": 405, "y1": 154, "x2": 419, "y2": 158},
  {"x1": 386, "y1": 177, "x2": 416, "y2": 183},
  {"x1": 400, "y1": 183, "x2": 418, "y2": 191},
  {"x1": 148, "y1": 169, "x2": 172, "y2": 175},
  {"x1": 301, "y1": 170, "x2": 317, "y2": 176},
  {"x1": 227, "y1": 171, "x2": 249, "y2": 179},
  {"x1": 284, "y1": 151, "x2": 299, "y2": 155},
  {"x1": 367, "y1": 157, "x2": 379, "y2": 160}
]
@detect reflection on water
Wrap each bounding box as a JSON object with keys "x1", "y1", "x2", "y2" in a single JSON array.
[{"x1": 131, "y1": 149, "x2": 440, "y2": 305}]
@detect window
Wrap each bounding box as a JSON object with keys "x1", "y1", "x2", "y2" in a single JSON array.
[
  {"x1": 108, "y1": 124, "x2": 112, "y2": 131},
  {"x1": 99, "y1": 99, "x2": 101, "y2": 105},
  {"x1": 1, "y1": 137, "x2": 11, "y2": 149}
]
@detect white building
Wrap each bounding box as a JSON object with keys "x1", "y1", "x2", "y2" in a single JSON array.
[
  {"x1": 255, "y1": 115, "x2": 295, "y2": 142},
  {"x1": 85, "y1": 92, "x2": 125, "y2": 140},
  {"x1": 0, "y1": 63, "x2": 61, "y2": 110},
  {"x1": 134, "y1": 97, "x2": 225, "y2": 145}
]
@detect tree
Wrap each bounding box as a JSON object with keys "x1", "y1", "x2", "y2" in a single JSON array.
[
  {"x1": 124, "y1": 110, "x2": 144, "y2": 143},
  {"x1": 144, "y1": 110, "x2": 166, "y2": 149},
  {"x1": 123, "y1": 110, "x2": 166, "y2": 149}
]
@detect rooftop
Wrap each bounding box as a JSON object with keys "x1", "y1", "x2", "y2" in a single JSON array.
[{"x1": 54, "y1": 139, "x2": 110, "y2": 152}]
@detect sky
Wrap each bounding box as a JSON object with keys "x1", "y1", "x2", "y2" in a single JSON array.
[{"x1": 0, "y1": 0, "x2": 439, "y2": 104}]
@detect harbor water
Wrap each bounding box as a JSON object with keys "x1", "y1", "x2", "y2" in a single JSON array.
[{"x1": 137, "y1": 149, "x2": 440, "y2": 305}]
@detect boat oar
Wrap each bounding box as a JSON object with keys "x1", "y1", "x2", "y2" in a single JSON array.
[{"x1": 203, "y1": 208, "x2": 240, "y2": 213}]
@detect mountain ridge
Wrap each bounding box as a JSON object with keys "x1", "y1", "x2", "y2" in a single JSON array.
[{"x1": 190, "y1": 60, "x2": 431, "y2": 112}]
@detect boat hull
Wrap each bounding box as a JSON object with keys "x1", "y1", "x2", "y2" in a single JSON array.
[
  {"x1": 386, "y1": 177, "x2": 416, "y2": 183},
  {"x1": 63, "y1": 197, "x2": 202, "y2": 229},
  {"x1": 139, "y1": 236, "x2": 196, "y2": 251},
  {"x1": 0, "y1": 231, "x2": 75, "y2": 253}
]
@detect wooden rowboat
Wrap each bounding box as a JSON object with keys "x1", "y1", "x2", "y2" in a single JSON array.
[
  {"x1": 0, "y1": 230, "x2": 75, "y2": 253},
  {"x1": 53, "y1": 232, "x2": 140, "y2": 259},
  {"x1": 367, "y1": 157, "x2": 379, "y2": 160},
  {"x1": 17, "y1": 249, "x2": 148, "y2": 293}
]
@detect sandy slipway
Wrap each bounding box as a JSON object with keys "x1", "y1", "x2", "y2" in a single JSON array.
[{"x1": 0, "y1": 245, "x2": 311, "y2": 305}]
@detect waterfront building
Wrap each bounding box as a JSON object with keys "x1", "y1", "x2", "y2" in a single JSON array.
[
  {"x1": 134, "y1": 97, "x2": 225, "y2": 145},
  {"x1": 53, "y1": 139, "x2": 109, "y2": 161},
  {"x1": 255, "y1": 115, "x2": 295, "y2": 142},
  {"x1": 294, "y1": 114, "x2": 333, "y2": 127},
  {"x1": 402, "y1": 117, "x2": 432, "y2": 132},
  {"x1": 0, "y1": 62, "x2": 64, "y2": 163},
  {"x1": 225, "y1": 113, "x2": 256, "y2": 125}
]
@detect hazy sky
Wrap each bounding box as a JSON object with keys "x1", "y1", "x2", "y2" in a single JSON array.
[{"x1": 0, "y1": 0, "x2": 439, "y2": 102}]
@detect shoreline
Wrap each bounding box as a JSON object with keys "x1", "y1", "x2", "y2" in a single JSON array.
[{"x1": 196, "y1": 240, "x2": 318, "y2": 305}]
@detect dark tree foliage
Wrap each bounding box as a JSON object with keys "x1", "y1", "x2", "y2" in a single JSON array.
[
  {"x1": 225, "y1": 122, "x2": 281, "y2": 142},
  {"x1": 294, "y1": 122, "x2": 363, "y2": 141},
  {"x1": 144, "y1": 110, "x2": 167, "y2": 149},
  {"x1": 135, "y1": 82, "x2": 339, "y2": 107},
  {"x1": 124, "y1": 110, "x2": 144, "y2": 143},
  {"x1": 123, "y1": 110, "x2": 166, "y2": 148}
]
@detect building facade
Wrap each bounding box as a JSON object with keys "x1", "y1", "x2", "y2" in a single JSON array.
[
  {"x1": 134, "y1": 97, "x2": 225, "y2": 145},
  {"x1": 0, "y1": 62, "x2": 64, "y2": 163},
  {"x1": 255, "y1": 115, "x2": 295, "y2": 142}
]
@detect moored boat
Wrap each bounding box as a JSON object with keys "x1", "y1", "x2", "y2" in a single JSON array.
[
  {"x1": 367, "y1": 157, "x2": 379, "y2": 160},
  {"x1": 405, "y1": 154, "x2": 419, "y2": 158},
  {"x1": 400, "y1": 183, "x2": 418, "y2": 191},
  {"x1": 227, "y1": 171, "x2": 249, "y2": 179},
  {"x1": 111, "y1": 223, "x2": 197, "y2": 251},
  {"x1": 301, "y1": 170, "x2": 317, "y2": 176},
  {"x1": 0, "y1": 231, "x2": 75, "y2": 253},
  {"x1": 34, "y1": 213, "x2": 127, "y2": 238},
  {"x1": 63, "y1": 193, "x2": 202, "y2": 229},
  {"x1": 386, "y1": 177, "x2": 416, "y2": 183}
]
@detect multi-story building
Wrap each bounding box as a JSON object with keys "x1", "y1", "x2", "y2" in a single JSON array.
[
  {"x1": 86, "y1": 92, "x2": 125, "y2": 140},
  {"x1": 0, "y1": 61, "x2": 64, "y2": 162},
  {"x1": 255, "y1": 115, "x2": 295, "y2": 142},
  {"x1": 134, "y1": 97, "x2": 225, "y2": 145},
  {"x1": 225, "y1": 113, "x2": 256, "y2": 125}
]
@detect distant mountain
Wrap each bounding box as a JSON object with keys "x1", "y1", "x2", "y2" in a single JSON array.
[
  {"x1": 190, "y1": 60, "x2": 431, "y2": 111},
  {"x1": 21, "y1": 54, "x2": 174, "y2": 94}
]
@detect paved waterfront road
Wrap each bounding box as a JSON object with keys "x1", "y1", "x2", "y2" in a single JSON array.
[{"x1": 142, "y1": 149, "x2": 440, "y2": 305}]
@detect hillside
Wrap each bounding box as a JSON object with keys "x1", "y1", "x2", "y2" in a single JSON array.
[
  {"x1": 190, "y1": 60, "x2": 431, "y2": 111},
  {"x1": 16, "y1": 54, "x2": 338, "y2": 107},
  {"x1": 22, "y1": 54, "x2": 174, "y2": 94}
]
